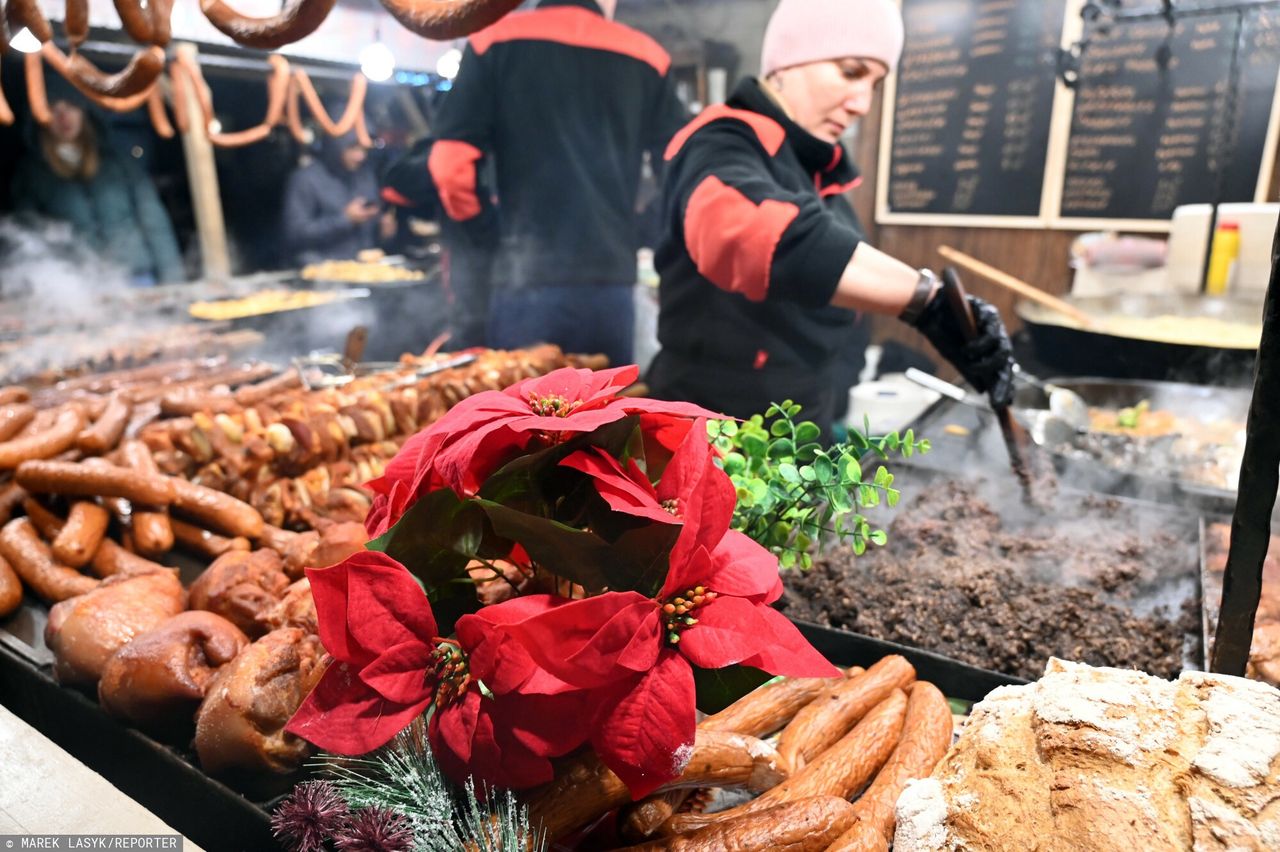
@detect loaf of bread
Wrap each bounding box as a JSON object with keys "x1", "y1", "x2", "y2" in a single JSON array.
[{"x1": 894, "y1": 659, "x2": 1280, "y2": 851}]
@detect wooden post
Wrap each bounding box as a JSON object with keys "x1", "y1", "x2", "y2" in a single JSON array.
[{"x1": 174, "y1": 43, "x2": 231, "y2": 286}]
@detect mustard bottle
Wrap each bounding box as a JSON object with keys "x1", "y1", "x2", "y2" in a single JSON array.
[{"x1": 1206, "y1": 221, "x2": 1241, "y2": 296}]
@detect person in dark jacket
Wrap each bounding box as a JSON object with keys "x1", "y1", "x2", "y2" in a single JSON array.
[
  {"x1": 283, "y1": 131, "x2": 392, "y2": 266},
  {"x1": 428, "y1": 0, "x2": 688, "y2": 367},
  {"x1": 12, "y1": 83, "x2": 183, "y2": 286},
  {"x1": 381, "y1": 137, "x2": 498, "y2": 348},
  {"x1": 649, "y1": 0, "x2": 1015, "y2": 437}
]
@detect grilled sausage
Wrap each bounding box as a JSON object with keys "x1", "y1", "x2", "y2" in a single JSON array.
[
  {"x1": 528, "y1": 730, "x2": 787, "y2": 843},
  {"x1": 0, "y1": 552, "x2": 22, "y2": 618},
  {"x1": 0, "y1": 483, "x2": 26, "y2": 526},
  {"x1": 64, "y1": 0, "x2": 89, "y2": 45},
  {"x1": 170, "y1": 477, "x2": 264, "y2": 539},
  {"x1": 0, "y1": 405, "x2": 35, "y2": 443},
  {"x1": 623, "y1": 796, "x2": 859, "y2": 852},
  {"x1": 119, "y1": 441, "x2": 173, "y2": 556},
  {"x1": 233, "y1": 367, "x2": 301, "y2": 407},
  {"x1": 0, "y1": 408, "x2": 86, "y2": 469},
  {"x1": 662, "y1": 691, "x2": 908, "y2": 836},
  {"x1": 23, "y1": 498, "x2": 161, "y2": 579},
  {"x1": 77, "y1": 394, "x2": 132, "y2": 455},
  {"x1": 777, "y1": 655, "x2": 915, "y2": 772},
  {"x1": 52, "y1": 501, "x2": 111, "y2": 568},
  {"x1": 0, "y1": 518, "x2": 97, "y2": 603},
  {"x1": 171, "y1": 518, "x2": 250, "y2": 559},
  {"x1": 825, "y1": 682, "x2": 954, "y2": 852},
  {"x1": 622, "y1": 671, "x2": 856, "y2": 842},
  {"x1": 15, "y1": 459, "x2": 173, "y2": 506}
]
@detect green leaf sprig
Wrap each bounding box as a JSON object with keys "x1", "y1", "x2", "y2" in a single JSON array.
[{"x1": 709, "y1": 401, "x2": 930, "y2": 569}]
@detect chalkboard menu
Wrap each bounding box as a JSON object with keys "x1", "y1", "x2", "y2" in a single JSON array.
[
  {"x1": 1056, "y1": 7, "x2": 1280, "y2": 225},
  {"x1": 877, "y1": 0, "x2": 1068, "y2": 225}
]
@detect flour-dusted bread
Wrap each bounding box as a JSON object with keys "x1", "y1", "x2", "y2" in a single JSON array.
[{"x1": 894, "y1": 659, "x2": 1280, "y2": 851}]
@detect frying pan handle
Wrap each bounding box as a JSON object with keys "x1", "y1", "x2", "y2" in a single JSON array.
[{"x1": 942, "y1": 267, "x2": 979, "y2": 342}]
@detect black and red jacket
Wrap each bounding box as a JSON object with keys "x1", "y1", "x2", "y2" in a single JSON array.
[
  {"x1": 429, "y1": 0, "x2": 687, "y2": 289},
  {"x1": 655, "y1": 78, "x2": 865, "y2": 372}
]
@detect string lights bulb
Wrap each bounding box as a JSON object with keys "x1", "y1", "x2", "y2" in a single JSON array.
[{"x1": 361, "y1": 42, "x2": 396, "y2": 83}]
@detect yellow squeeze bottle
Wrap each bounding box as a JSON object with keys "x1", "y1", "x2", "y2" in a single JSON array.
[{"x1": 1206, "y1": 221, "x2": 1241, "y2": 296}]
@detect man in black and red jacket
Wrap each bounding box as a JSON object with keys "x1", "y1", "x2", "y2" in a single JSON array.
[
  {"x1": 382, "y1": 137, "x2": 497, "y2": 349},
  {"x1": 428, "y1": 0, "x2": 688, "y2": 368},
  {"x1": 650, "y1": 0, "x2": 1015, "y2": 437}
]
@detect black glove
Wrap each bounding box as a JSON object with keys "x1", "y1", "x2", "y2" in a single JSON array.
[{"x1": 910, "y1": 290, "x2": 1016, "y2": 407}]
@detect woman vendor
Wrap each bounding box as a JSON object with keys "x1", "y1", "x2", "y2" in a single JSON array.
[{"x1": 648, "y1": 0, "x2": 1015, "y2": 436}]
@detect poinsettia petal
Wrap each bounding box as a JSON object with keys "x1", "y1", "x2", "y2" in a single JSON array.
[
  {"x1": 680, "y1": 596, "x2": 840, "y2": 677},
  {"x1": 736, "y1": 606, "x2": 843, "y2": 677},
  {"x1": 617, "y1": 397, "x2": 725, "y2": 422},
  {"x1": 430, "y1": 689, "x2": 480, "y2": 773},
  {"x1": 561, "y1": 450, "x2": 672, "y2": 526},
  {"x1": 506, "y1": 365, "x2": 639, "y2": 411},
  {"x1": 659, "y1": 425, "x2": 736, "y2": 567},
  {"x1": 341, "y1": 554, "x2": 439, "y2": 659},
  {"x1": 662, "y1": 543, "x2": 714, "y2": 599},
  {"x1": 492, "y1": 688, "x2": 595, "y2": 758},
  {"x1": 306, "y1": 551, "x2": 437, "y2": 667},
  {"x1": 457, "y1": 596, "x2": 570, "y2": 696},
  {"x1": 639, "y1": 413, "x2": 696, "y2": 463},
  {"x1": 430, "y1": 421, "x2": 533, "y2": 496},
  {"x1": 592, "y1": 652, "x2": 696, "y2": 799},
  {"x1": 676, "y1": 595, "x2": 769, "y2": 669},
  {"x1": 286, "y1": 661, "x2": 430, "y2": 755},
  {"x1": 357, "y1": 639, "x2": 437, "y2": 704},
  {"x1": 431, "y1": 691, "x2": 557, "y2": 790},
  {"x1": 500, "y1": 593, "x2": 662, "y2": 689},
  {"x1": 705, "y1": 530, "x2": 784, "y2": 601}
]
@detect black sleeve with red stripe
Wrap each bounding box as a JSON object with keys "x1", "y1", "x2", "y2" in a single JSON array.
[
  {"x1": 429, "y1": 44, "x2": 494, "y2": 222},
  {"x1": 667, "y1": 120, "x2": 860, "y2": 309},
  {"x1": 381, "y1": 138, "x2": 441, "y2": 217}
]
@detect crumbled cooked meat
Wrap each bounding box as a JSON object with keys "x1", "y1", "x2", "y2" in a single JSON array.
[{"x1": 781, "y1": 479, "x2": 1199, "y2": 681}]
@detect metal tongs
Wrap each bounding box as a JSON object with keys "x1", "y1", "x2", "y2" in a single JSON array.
[
  {"x1": 293, "y1": 352, "x2": 479, "y2": 390},
  {"x1": 940, "y1": 268, "x2": 1046, "y2": 503},
  {"x1": 904, "y1": 369, "x2": 1081, "y2": 448}
]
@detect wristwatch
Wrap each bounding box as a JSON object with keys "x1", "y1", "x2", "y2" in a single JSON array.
[{"x1": 898, "y1": 269, "x2": 940, "y2": 325}]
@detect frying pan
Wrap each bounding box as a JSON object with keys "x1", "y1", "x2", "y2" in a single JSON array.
[{"x1": 1017, "y1": 292, "x2": 1261, "y2": 385}]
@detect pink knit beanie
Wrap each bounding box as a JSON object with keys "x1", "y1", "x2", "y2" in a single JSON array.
[{"x1": 761, "y1": 0, "x2": 905, "y2": 77}]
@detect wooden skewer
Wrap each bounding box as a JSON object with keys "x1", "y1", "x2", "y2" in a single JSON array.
[{"x1": 938, "y1": 245, "x2": 1095, "y2": 328}]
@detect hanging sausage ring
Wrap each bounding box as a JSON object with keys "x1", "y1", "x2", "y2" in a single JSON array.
[
  {"x1": 6, "y1": 0, "x2": 525, "y2": 52},
  {"x1": 374, "y1": 0, "x2": 523, "y2": 40}
]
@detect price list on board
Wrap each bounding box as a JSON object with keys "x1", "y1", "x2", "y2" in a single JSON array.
[
  {"x1": 1059, "y1": 7, "x2": 1280, "y2": 222},
  {"x1": 883, "y1": 0, "x2": 1067, "y2": 220}
]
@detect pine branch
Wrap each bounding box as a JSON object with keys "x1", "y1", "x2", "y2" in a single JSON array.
[{"x1": 310, "y1": 720, "x2": 546, "y2": 852}]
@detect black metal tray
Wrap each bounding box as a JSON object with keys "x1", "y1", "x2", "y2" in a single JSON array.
[
  {"x1": 786, "y1": 463, "x2": 1205, "y2": 682},
  {"x1": 0, "y1": 552, "x2": 280, "y2": 849},
  {"x1": 0, "y1": 644, "x2": 274, "y2": 850},
  {"x1": 791, "y1": 620, "x2": 1028, "y2": 700},
  {"x1": 897, "y1": 377, "x2": 1248, "y2": 516}
]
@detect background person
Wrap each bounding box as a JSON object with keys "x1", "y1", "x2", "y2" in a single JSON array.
[
  {"x1": 282, "y1": 130, "x2": 393, "y2": 266},
  {"x1": 428, "y1": 0, "x2": 688, "y2": 367},
  {"x1": 12, "y1": 81, "x2": 184, "y2": 286}
]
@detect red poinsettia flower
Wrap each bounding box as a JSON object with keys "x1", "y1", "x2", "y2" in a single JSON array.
[
  {"x1": 560, "y1": 417, "x2": 736, "y2": 569},
  {"x1": 364, "y1": 366, "x2": 721, "y2": 536},
  {"x1": 496, "y1": 531, "x2": 839, "y2": 797},
  {"x1": 286, "y1": 551, "x2": 592, "y2": 789}
]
